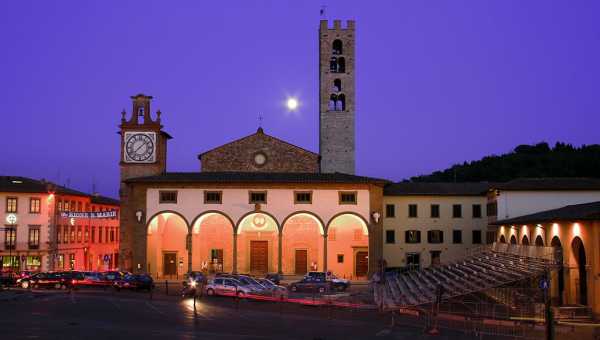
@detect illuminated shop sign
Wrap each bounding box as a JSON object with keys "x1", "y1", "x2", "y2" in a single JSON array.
[{"x1": 60, "y1": 210, "x2": 117, "y2": 219}]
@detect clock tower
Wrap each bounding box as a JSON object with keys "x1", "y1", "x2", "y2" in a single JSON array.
[
  {"x1": 119, "y1": 94, "x2": 171, "y2": 271},
  {"x1": 119, "y1": 94, "x2": 170, "y2": 183}
]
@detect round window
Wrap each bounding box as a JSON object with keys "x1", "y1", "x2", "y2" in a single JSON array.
[{"x1": 254, "y1": 152, "x2": 267, "y2": 166}]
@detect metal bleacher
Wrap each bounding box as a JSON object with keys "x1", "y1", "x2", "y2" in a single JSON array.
[{"x1": 379, "y1": 243, "x2": 559, "y2": 309}]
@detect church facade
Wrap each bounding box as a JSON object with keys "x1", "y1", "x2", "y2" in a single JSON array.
[{"x1": 118, "y1": 20, "x2": 388, "y2": 279}]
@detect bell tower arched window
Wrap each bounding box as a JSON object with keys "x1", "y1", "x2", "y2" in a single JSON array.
[
  {"x1": 332, "y1": 39, "x2": 343, "y2": 55},
  {"x1": 328, "y1": 94, "x2": 337, "y2": 111},
  {"x1": 333, "y1": 79, "x2": 341, "y2": 92},
  {"x1": 335, "y1": 94, "x2": 345, "y2": 111},
  {"x1": 337, "y1": 57, "x2": 345, "y2": 73}
]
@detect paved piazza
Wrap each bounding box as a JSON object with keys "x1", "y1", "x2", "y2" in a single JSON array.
[{"x1": 0, "y1": 288, "x2": 480, "y2": 340}]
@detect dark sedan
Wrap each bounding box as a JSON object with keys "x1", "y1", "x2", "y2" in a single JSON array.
[
  {"x1": 114, "y1": 274, "x2": 154, "y2": 291},
  {"x1": 17, "y1": 272, "x2": 75, "y2": 289},
  {"x1": 289, "y1": 277, "x2": 332, "y2": 294}
]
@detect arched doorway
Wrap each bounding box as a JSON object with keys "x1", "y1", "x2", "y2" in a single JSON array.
[
  {"x1": 510, "y1": 235, "x2": 517, "y2": 244},
  {"x1": 571, "y1": 237, "x2": 587, "y2": 305},
  {"x1": 326, "y1": 213, "x2": 369, "y2": 279},
  {"x1": 281, "y1": 213, "x2": 324, "y2": 275},
  {"x1": 499, "y1": 235, "x2": 506, "y2": 243},
  {"x1": 551, "y1": 236, "x2": 564, "y2": 305},
  {"x1": 522, "y1": 235, "x2": 530, "y2": 246},
  {"x1": 191, "y1": 212, "x2": 234, "y2": 273},
  {"x1": 237, "y1": 212, "x2": 279, "y2": 274},
  {"x1": 146, "y1": 212, "x2": 189, "y2": 278},
  {"x1": 535, "y1": 235, "x2": 544, "y2": 246}
]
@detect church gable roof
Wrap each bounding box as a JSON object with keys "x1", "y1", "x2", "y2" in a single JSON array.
[{"x1": 197, "y1": 127, "x2": 318, "y2": 159}]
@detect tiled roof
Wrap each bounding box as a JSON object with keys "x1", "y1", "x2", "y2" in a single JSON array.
[
  {"x1": 0, "y1": 176, "x2": 119, "y2": 205},
  {"x1": 384, "y1": 182, "x2": 490, "y2": 196},
  {"x1": 493, "y1": 178, "x2": 600, "y2": 191},
  {"x1": 91, "y1": 195, "x2": 120, "y2": 206},
  {"x1": 125, "y1": 172, "x2": 389, "y2": 185},
  {"x1": 492, "y1": 201, "x2": 600, "y2": 225}
]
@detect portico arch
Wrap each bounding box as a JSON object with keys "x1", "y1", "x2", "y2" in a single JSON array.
[
  {"x1": 236, "y1": 211, "x2": 279, "y2": 274},
  {"x1": 535, "y1": 235, "x2": 544, "y2": 246},
  {"x1": 510, "y1": 235, "x2": 517, "y2": 245},
  {"x1": 571, "y1": 236, "x2": 587, "y2": 306},
  {"x1": 281, "y1": 212, "x2": 325, "y2": 275},
  {"x1": 146, "y1": 211, "x2": 190, "y2": 278},
  {"x1": 551, "y1": 236, "x2": 564, "y2": 305},
  {"x1": 190, "y1": 211, "x2": 235, "y2": 273},
  {"x1": 326, "y1": 212, "x2": 369, "y2": 279},
  {"x1": 522, "y1": 235, "x2": 529, "y2": 246}
]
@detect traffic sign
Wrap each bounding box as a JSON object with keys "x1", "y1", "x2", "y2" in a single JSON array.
[{"x1": 539, "y1": 279, "x2": 549, "y2": 290}]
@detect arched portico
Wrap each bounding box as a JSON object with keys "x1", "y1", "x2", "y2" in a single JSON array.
[
  {"x1": 326, "y1": 212, "x2": 369, "y2": 279},
  {"x1": 190, "y1": 211, "x2": 234, "y2": 273},
  {"x1": 281, "y1": 212, "x2": 325, "y2": 275},
  {"x1": 236, "y1": 211, "x2": 279, "y2": 274},
  {"x1": 510, "y1": 235, "x2": 517, "y2": 245},
  {"x1": 146, "y1": 211, "x2": 189, "y2": 278},
  {"x1": 570, "y1": 236, "x2": 587, "y2": 306}
]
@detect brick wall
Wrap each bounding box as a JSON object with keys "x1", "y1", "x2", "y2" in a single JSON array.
[{"x1": 200, "y1": 129, "x2": 320, "y2": 173}]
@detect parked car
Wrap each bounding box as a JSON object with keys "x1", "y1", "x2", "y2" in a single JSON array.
[
  {"x1": 103, "y1": 271, "x2": 127, "y2": 283},
  {"x1": 289, "y1": 276, "x2": 332, "y2": 293},
  {"x1": 234, "y1": 275, "x2": 265, "y2": 292},
  {"x1": 17, "y1": 272, "x2": 74, "y2": 289},
  {"x1": 205, "y1": 277, "x2": 253, "y2": 297},
  {"x1": 78, "y1": 272, "x2": 112, "y2": 288},
  {"x1": 306, "y1": 271, "x2": 350, "y2": 291},
  {"x1": 114, "y1": 274, "x2": 154, "y2": 291},
  {"x1": 265, "y1": 273, "x2": 282, "y2": 285},
  {"x1": 181, "y1": 271, "x2": 207, "y2": 297},
  {"x1": 256, "y1": 278, "x2": 288, "y2": 299},
  {"x1": 0, "y1": 272, "x2": 16, "y2": 287}
]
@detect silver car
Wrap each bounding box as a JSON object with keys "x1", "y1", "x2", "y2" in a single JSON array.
[
  {"x1": 205, "y1": 277, "x2": 253, "y2": 297},
  {"x1": 256, "y1": 278, "x2": 288, "y2": 299}
]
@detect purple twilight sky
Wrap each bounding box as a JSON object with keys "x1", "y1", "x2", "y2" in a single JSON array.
[{"x1": 1, "y1": 1, "x2": 599, "y2": 199}]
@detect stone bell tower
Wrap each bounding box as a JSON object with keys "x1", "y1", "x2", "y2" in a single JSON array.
[
  {"x1": 319, "y1": 20, "x2": 356, "y2": 174},
  {"x1": 118, "y1": 94, "x2": 171, "y2": 271}
]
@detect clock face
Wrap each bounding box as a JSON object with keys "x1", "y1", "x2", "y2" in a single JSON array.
[
  {"x1": 124, "y1": 132, "x2": 156, "y2": 163},
  {"x1": 254, "y1": 152, "x2": 267, "y2": 166}
]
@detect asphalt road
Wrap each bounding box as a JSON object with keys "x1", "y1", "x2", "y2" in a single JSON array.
[{"x1": 0, "y1": 289, "x2": 489, "y2": 339}]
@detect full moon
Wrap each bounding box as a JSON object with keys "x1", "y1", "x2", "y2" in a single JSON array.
[{"x1": 286, "y1": 97, "x2": 299, "y2": 111}]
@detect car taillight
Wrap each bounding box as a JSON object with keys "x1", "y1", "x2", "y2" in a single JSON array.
[{"x1": 72, "y1": 280, "x2": 76, "y2": 284}]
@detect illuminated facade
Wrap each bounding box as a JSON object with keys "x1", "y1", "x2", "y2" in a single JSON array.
[
  {"x1": 0, "y1": 176, "x2": 119, "y2": 272},
  {"x1": 493, "y1": 201, "x2": 600, "y2": 318}
]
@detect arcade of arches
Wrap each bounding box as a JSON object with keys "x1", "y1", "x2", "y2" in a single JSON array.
[
  {"x1": 146, "y1": 211, "x2": 369, "y2": 280},
  {"x1": 496, "y1": 221, "x2": 600, "y2": 317}
]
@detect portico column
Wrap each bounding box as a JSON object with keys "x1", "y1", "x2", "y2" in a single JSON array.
[
  {"x1": 323, "y1": 234, "x2": 328, "y2": 273},
  {"x1": 232, "y1": 233, "x2": 238, "y2": 274},
  {"x1": 186, "y1": 233, "x2": 192, "y2": 273},
  {"x1": 277, "y1": 232, "x2": 283, "y2": 274}
]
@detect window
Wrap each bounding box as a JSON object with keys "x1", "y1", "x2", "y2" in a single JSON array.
[
  {"x1": 332, "y1": 39, "x2": 343, "y2": 55},
  {"x1": 29, "y1": 198, "x2": 41, "y2": 213},
  {"x1": 77, "y1": 202, "x2": 82, "y2": 212},
  {"x1": 338, "y1": 191, "x2": 357, "y2": 205},
  {"x1": 57, "y1": 254, "x2": 64, "y2": 269},
  {"x1": 472, "y1": 230, "x2": 482, "y2": 244},
  {"x1": 91, "y1": 226, "x2": 96, "y2": 243},
  {"x1": 85, "y1": 203, "x2": 90, "y2": 211},
  {"x1": 472, "y1": 204, "x2": 482, "y2": 218},
  {"x1": 57, "y1": 228, "x2": 61, "y2": 244},
  {"x1": 99, "y1": 227, "x2": 103, "y2": 243},
  {"x1": 427, "y1": 230, "x2": 444, "y2": 244},
  {"x1": 385, "y1": 230, "x2": 395, "y2": 244},
  {"x1": 487, "y1": 202, "x2": 497, "y2": 216},
  {"x1": 84, "y1": 226, "x2": 89, "y2": 242},
  {"x1": 159, "y1": 191, "x2": 178, "y2": 204},
  {"x1": 405, "y1": 230, "x2": 421, "y2": 244},
  {"x1": 69, "y1": 254, "x2": 75, "y2": 270},
  {"x1": 64, "y1": 200, "x2": 70, "y2": 211},
  {"x1": 6, "y1": 197, "x2": 17, "y2": 213},
  {"x1": 63, "y1": 225, "x2": 68, "y2": 243},
  {"x1": 249, "y1": 191, "x2": 267, "y2": 204},
  {"x1": 408, "y1": 204, "x2": 418, "y2": 218},
  {"x1": 28, "y1": 226, "x2": 40, "y2": 249},
  {"x1": 203, "y1": 191, "x2": 222, "y2": 204},
  {"x1": 4, "y1": 228, "x2": 16, "y2": 249},
  {"x1": 430, "y1": 204, "x2": 440, "y2": 218},
  {"x1": 452, "y1": 204, "x2": 462, "y2": 218},
  {"x1": 70, "y1": 201, "x2": 75, "y2": 212},
  {"x1": 337, "y1": 254, "x2": 344, "y2": 263},
  {"x1": 58, "y1": 201, "x2": 63, "y2": 211},
  {"x1": 110, "y1": 228, "x2": 115, "y2": 242},
  {"x1": 452, "y1": 230, "x2": 462, "y2": 244},
  {"x1": 77, "y1": 226, "x2": 82, "y2": 243},
  {"x1": 105, "y1": 227, "x2": 109, "y2": 243},
  {"x1": 385, "y1": 204, "x2": 395, "y2": 218},
  {"x1": 26, "y1": 256, "x2": 41, "y2": 267},
  {"x1": 294, "y1": 191, "x2": 312, "y2": 204},
  {"x1": 70, "y1": 226, "x2": 75, "y2": 243}
]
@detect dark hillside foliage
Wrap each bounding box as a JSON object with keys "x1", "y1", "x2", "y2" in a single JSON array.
[{"x1": 410, "y1": 142, "x2": 600, "y2": 183}]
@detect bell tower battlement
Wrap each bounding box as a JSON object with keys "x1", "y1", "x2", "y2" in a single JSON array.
[{"x1": 319, "y1": 20, "x2": 355, "y2": 174}]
